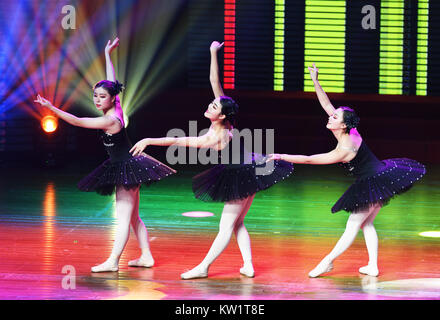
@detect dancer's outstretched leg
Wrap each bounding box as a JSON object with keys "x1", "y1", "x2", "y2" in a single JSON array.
[
  {"x1": 91, "y1": 186, "x2": 137, "y2": 272},
  {"x1": 308, "y1": 203, "x2": 378, "y2": 278},
  {"x1": 128, "y1": 188, "x2": 155, "y2": 268},
  {"x1": 181, "y1": 197, "x2": 249, "y2": 279},
  {"x1": 234, "y1": 194, "x2": 255, "y2": 277},
  {"x1": 359, "y1": 203, "x2": 381, "y2": 276}
]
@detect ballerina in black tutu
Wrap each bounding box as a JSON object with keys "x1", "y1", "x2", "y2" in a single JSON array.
[
  {"x1": 268, "y1": 63, "x2": 426, "y2": 278},
  {"x1": 131, "y1": 41, "x2": 293, "y2": 279},
  {"x1": 34, "y1": 38, "x2": 176, "y2": 272}
]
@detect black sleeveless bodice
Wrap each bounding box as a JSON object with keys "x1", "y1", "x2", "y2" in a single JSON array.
[
  {"x1": 216, "y1": 135, "x2": 253, "y2": 166},
  {"x1": 340, "y1": 141, "x2": 385, "y2": 179},
  {"x1": 100, "y1": 129, "x2": 133, "y2": 163}
]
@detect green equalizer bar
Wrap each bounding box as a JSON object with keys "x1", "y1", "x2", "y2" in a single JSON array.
[
  {"x1": 304, "y1": 0, "x2": 346, "y2": 93},
  {"x1": 274, "y1": 0, "x2": 285, "y2": 91},
  {"x1": 416, "y1": 0, "x2": 429, "y2": 96},
  {"x1": 379, "y1": 0, "x2": 405, "y2": 95}
]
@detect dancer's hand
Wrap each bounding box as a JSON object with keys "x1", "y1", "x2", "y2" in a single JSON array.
[
  {"x1": 34, "y1": 94, "x2": 54, "y2": 109},
  {"x1": 130, "y1": 138, "x2": 150, "y2": 157},
  {"x1": 210, "y1": 41, "x2": 224, "y2": 53},
  {"x1": 266, "y1": 153, "x2": 283, "y2": 162},
  {"x1": 105, "y1": 37, "x2": 119, "y2": 55},
  {"x1": 308, "y1": 63, "x2": 319, "y2": 82}
]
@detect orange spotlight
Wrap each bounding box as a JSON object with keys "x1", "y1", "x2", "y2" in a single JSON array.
[{"x1": 41, "y1": 115, "x2": 58, "y2": 133}]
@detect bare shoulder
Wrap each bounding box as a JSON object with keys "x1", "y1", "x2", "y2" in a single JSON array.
[
  {"x1": 206, "y1": 128, "x2": 223, "y2": 144},
  {"x1": 337, "y1": 134, "x2": 363, "y2": 162},
  {"x1": 103, "y1": 114, "x2": 123, "y2": 134},
  {"x1": 205, "y1": 128, "x2": 229, "y2": 150}
]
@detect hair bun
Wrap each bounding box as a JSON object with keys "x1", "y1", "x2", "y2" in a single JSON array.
[
  {"x1": 340, "y1": 106, "x2": 360, "y2": 133},
  {"x1": 347, "y1": 117, "x2": 360, "y2": 129},
  {"x1": 113, "y1": 80, "x2": 125, "y2": 95},
  {"x1": 219, "y1": 96, "x2": 239, "y2": 127}
]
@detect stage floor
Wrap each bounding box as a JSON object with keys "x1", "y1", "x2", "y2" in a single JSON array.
[{"x1": 0, "y1": 164, "x2": 439, "y2": 300}]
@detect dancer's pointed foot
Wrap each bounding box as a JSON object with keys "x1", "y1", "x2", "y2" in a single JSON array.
[
  {"x1": 91, "y1": 259, "x2": 119, "y2": 273},
  {"x1": 308, "y1": 257, "x2": 333, "y2": 278},
  {"x1": 240, "y1": 264, "x2": 255, "y2": 278},
  {"x1": 359, "y1": 264, "x2": 379, "y2": 277},
  {"x1": 181, "y1": 265, "x2": 208, "y2": 280},
  {"x1": 128, "y1": 255, "x2": 155, "y2": 268}
]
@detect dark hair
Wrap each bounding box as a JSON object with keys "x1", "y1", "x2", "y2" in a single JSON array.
[
  {"x1": 340, "y1": 106, "x2": 360, "y2": 134},
  {"x1": 93, "y1": 80, "x2": 124, "y2": 97},
  {"x1": 219, "y1": 96, "x2": 239, "y2": 127}
]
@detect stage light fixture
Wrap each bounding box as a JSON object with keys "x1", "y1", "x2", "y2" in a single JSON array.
[{"x1": 41, "y1": 115, "x2": 58, "y2": 133}]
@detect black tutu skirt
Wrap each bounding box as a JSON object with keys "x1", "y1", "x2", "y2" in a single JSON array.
[
  {"x1": 78, "y1": 155, "x2": 176, "y2": 196},
  {"x1": 332, "y1": 158, "x2": 426, "y2": 213},
  {"x1": 192, "y1": 159, "x2": 294, "y2": 202}
]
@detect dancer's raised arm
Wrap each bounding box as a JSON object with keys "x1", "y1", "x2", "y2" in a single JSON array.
[
  {"x1": 209, "y1": 41, "x2": 225, "y2": 99},
  {"x1": 309, "y1": 63, "x2": 336, "y2": 116},
  {"x1": 105, "y1": 38, "x2": 119, "y2": 82},
  {"x1": 103, "y1": 37, "x2": 125, "y2": 127}
]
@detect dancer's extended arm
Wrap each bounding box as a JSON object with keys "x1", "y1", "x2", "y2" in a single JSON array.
[
  {"x1": 130, "y1": 133, "x2": 220, "y2": 157},
  {"x1": 268, "y1": 148, "x2": 351, "y2": 165},
  {"x1": 34, "y1": 95, "x2": 117, "y2": 130}
]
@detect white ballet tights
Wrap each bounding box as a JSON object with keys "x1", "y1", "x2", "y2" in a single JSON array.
[
  {"x1": 234, "y1": 195, "x2": 254, "y2": 267},
  {"x1": 181, "y1": 194, "x2": 255, "y2": 279},
  {"x1": 309, "y1": 203, "x2": 381, "y2": 277},
  {"x1": 91, "y1": 187, "x2": 154, "y2": 272},
  {"x1": 129, "y1": 189, "x2": 154, "y2": 264}
]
